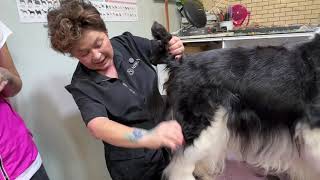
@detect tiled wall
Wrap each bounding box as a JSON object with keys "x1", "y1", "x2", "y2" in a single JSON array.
[{"x1": 201, "y1": 0, "x2": 320, "y2": 27}]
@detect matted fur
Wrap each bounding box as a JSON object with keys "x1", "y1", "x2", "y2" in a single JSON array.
[{"x1": 150, "y1": 22, "x2": 320, "y2": 180}]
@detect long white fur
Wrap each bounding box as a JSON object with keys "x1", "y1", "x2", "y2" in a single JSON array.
[
  {"x1": 163, "y1": 107, "x2": 229, "y2": 180},
  {"x1": 231, "y1": 128, "x2": 298, "y2": 174},
  {"x1": 164, "y1": 106, "x2": 320, "y2": 180},
  {"x1": 289, "y1": 123, "x2": 320, "y2": 180}
]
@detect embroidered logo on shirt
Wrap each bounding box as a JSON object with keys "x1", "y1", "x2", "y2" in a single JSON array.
[
  {"x1": 128, "y1": 58, "x2": 135, "y2": 64},
  {"x1": 127, "y1": 68, "x2": 134, "y2": 75},
  {"x1": 127, "y1": 58, "x2": 140, "y2": 76}
]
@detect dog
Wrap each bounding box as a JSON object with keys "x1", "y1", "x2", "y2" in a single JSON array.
[
  {"x1": 35, "y1": 9, "x2": 42, "y2": 15},
  {"x1": 34, "y1": 0, "x2": 40, "y2": 5},
  {"x1": 20, "y1": 9, "x2": 28, "y2": 15},
  {"x1": 40, "y1": 0, "x2": 47, "y2": 5},
  {"x1": 28, "y1": 9, "x2": 35, "y2": 16},
  {"x1": 150, "y1": 21, "x2": 320, "y2": 180}
]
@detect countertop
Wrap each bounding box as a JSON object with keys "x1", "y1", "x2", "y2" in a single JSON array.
[{"x1": 177, "y1": 26, "x2": 318, "y2": 43}]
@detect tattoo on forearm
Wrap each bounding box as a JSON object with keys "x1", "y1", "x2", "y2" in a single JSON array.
[{"x1": 125, "y1": 128, "x2": 148, "y2": 143}]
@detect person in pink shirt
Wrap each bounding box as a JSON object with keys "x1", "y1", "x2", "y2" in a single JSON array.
[{"x1": 0, "y1": 20, "x2": 49, "y2": 180}]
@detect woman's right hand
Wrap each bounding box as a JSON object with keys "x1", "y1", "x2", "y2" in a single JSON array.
[{"x1": 139, "y1": 120, "x2": 184, "y2": 151}]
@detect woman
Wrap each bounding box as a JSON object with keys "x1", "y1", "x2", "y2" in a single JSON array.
[
  {"x1": 0, "y1": 20, "x2": 49, "y2": 180},
  {"x1": 47, "y1": 1, "x2": 184, "y2": 179}
]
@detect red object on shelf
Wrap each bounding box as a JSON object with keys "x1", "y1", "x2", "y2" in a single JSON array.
[{"x1": 231, "y1": 4, "x2": 250, "y2": 27}]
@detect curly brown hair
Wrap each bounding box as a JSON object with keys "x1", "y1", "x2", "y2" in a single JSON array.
[{"x1": 47, "y1": 0, "x2": 107, "y2": 54}]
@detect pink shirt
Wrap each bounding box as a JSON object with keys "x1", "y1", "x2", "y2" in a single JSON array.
[{"x1": 0, "y1": 98, "x2": 39, "y2": 179}]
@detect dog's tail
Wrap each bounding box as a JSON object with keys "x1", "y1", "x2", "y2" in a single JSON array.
[
  {"x1": 149, "y1": 22, "x2": 180, "y2": 123},
  {"x1": 150, "y1": 21, "x2": 176, "y2": 64}
]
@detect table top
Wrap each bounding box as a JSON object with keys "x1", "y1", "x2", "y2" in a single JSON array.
[{"x1": 178, "y1": 27, "x2": 318, "y2": 43}]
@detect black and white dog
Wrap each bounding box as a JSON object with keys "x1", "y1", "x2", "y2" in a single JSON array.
[{"x1": 151, "y1": 22, "x2": 320, "y2": 180}]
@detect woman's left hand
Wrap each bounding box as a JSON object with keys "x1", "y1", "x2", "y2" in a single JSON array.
[
  {"x1": 168, "y1": 36, "x2": 184, "y2": 60},
  {"x1": 0, "y1": 67, "x2": 9, "y2": 93}
]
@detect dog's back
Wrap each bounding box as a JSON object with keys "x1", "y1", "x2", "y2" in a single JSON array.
[{"x1": 152, "y1": 22, "x2": 319, "y2": 144}]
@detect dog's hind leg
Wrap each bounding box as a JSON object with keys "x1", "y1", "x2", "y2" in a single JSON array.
[
  {"x1": 301, "y1": 127, "x2": 320, "y2": 174},
  {"x1": 162, "y1": 107, "x2": 229, "y2": 180},
  {"x1": 283, "y1": 124, "x2": 320, "y2": 180},
  {"x1": 290, "y1": 126, "x2": 320, "y2": 180}
]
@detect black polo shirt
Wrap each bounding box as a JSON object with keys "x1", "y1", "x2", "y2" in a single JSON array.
[{"x1": 65, "y1": 32, "x2": 164, "y2": 130}]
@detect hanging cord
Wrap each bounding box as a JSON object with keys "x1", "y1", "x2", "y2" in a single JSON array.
[
  {"x1": 165, "y1": 0, "x2": 170, "y2": 32},
  {"x1": 171, "y1": 108, "x2": 174, "y2": 120}
]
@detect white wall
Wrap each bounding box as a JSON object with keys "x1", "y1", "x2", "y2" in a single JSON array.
[{"x1": 0, "y1": 0, "x2": 180, "y2": 179}]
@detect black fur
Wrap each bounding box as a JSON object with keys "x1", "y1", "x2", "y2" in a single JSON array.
[
  {"x1": 151, "y1": 21, "x2": 320, "y2": 154},
  {"x1": 150, "y1": 21, "x2": 172, "y2": 65}
]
